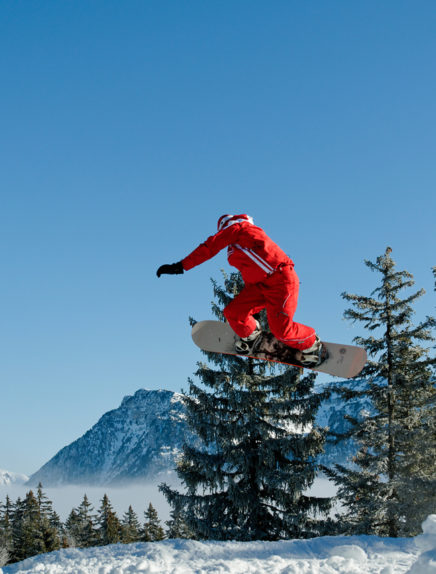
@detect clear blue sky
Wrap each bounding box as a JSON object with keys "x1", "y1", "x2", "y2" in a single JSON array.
[{"x1": 1, "y1": 1, "x2": 435, "y2": 475}]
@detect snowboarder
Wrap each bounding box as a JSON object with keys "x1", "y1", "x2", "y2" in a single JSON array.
[{"x1": 156, "y1": 214, "x2": 324, "y2": 366}]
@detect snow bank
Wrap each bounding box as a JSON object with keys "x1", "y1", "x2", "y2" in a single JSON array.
[
  {"x1": 405, "y1": 515, "x2": 436, "y2": 574},
  {"x1": 2, "y1": 516, "x2": 435, "y2": 574}
]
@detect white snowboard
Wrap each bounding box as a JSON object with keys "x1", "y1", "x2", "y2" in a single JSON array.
[{"x1": 192, "y1": 320, "x2": 367, "y2": 379}]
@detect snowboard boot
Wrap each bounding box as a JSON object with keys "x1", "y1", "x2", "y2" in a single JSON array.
[
  {"x1": 235, "y1": 321, "x2": 263, "y2": 355},
  {"x1": 299, "y1": 336, "x2": 328, "y2": 367}
]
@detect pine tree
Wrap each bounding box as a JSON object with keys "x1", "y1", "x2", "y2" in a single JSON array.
[
  {"x1": 64, "y1": 508, "x2": 81, "y2": 547},
  {"x1": 325, "y1": 248, "x2": 435, "y2": 537},
  {"x1": 399, "y1": 265, "x2": 436, "y2": 533},
  {"x1": 11, "y1": 491, "x2": 45, "y2": 562},
  {"x1": 97, "y1": 494, "x2": 121, "y2": 545},
  {"x1": 76, "y1": 494, "x2": 98, "y2": 548},
  {"x1": 0, "y1": 496, "x2": 13, "y2": 566},
  {"x1": 78, "y1": 494, "x2": 99, "y2": 547},
  {"x1": 65, "y1": 494, "x2": 98, "y2": 548},
  {"x1": 9, "y1": 496, "x2": 22, "y2": 563},
  {"x1": 143, "y1": 503, "x2": 165, "y2": 542},
  {"x1": 165, "y1": 506, "x2": 194, "y2": 539},
  {"x1": 35, "y1": 484, "x2": 61, "y2": 554},
  {"x1": 161, "y1": 271, "x2": 331, "y2": 541},
  {"x1": 0, "y1": 545, "x2": 8, "y2": 568},
  {"x1": 121, "y1": 506, "x2": 142, "y2": 543}
]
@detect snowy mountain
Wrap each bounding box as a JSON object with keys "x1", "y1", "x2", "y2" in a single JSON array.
[
  {"x1": 28, "y1": 382, "x2": 370, "y2": 487},
  {"x1": 2, "y1": 515, "x2": 435, "y2": 574},
  {"x1": 0, "y1": 469, "x2": 28, "y2": 486},
  {"x1": 28, "y1": 389, "x2": 193, "y2": 486}
]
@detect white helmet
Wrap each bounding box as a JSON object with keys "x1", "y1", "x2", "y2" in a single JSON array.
[{"x1": 217, "y1": 214, "x2": 254, "y2": 232}]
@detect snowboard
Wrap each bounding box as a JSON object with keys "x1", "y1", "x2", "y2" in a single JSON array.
[{"x1": 191, "y1": 320, "x2": 367, "y2": 378}]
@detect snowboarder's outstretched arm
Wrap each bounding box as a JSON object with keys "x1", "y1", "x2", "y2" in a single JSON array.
[{"x1": 156, "y1": 224, "x2": 242, "y2": 278}]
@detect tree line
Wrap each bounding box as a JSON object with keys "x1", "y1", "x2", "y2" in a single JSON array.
[{"x1": 0, "y1": 484, "x2": 177, "y2": 566}]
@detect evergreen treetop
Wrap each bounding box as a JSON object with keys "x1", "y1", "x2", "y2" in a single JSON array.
[
  {"x1": 97, "y1": 494, "x2": 121, "y2": 545},
  {"x1": 143, "y1": 503, "x2": 165, "y2": 542},
  {"x1": 121, "y1": 505, "x2": 142, "y2": 543}
]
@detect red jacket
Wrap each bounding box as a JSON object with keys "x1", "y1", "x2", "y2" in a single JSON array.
[{"x1": 182, "y1": 221, "x2": 293, "y2": 285}]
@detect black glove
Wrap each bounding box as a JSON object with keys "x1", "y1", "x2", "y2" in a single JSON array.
[{"x1": 156, "y1": 261, "x2": 184, "y2": 278}]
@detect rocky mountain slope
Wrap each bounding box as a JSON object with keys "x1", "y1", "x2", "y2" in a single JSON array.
[{"x1": 28, "y1": 389, "x2": 191, "y2": 486}]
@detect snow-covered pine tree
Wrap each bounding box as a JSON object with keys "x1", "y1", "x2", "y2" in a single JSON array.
[
  {"x1": 325, "y1": 248, "x2": 435, "y2": 537},
  {"x1": 143, "y1": 503, "x2": 165, "y2": 542},
  {"x1": 121, "y1": 506, "x2": 142, "y2": 543},
  {"x1": 97, "y1": 494, "x2": 121, "y2": 545},
  {"x1": 161, "y1": 271, "x2": 331, "y2": 541}
]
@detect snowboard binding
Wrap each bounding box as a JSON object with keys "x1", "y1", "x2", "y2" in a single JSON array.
[
  {"x1": 235, "y1": 332, "x2": 263, "y2": 355},
  {"x1": 234, "y1": 321, "x2": 263, "y2": 355},
  {"x1": 296, "y1": 340, "x2": 329, "y2": 367},
  {"x1": 235, "y1": 331, "x2": 329, "y2": 368},
  {"x1": 297, "y1": 336, "x2": 329, "y2": 367}
]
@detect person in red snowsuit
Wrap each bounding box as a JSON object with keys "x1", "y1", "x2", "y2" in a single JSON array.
[{"x1": 157, "y1": 214, "x2": 322, "y2": 364}]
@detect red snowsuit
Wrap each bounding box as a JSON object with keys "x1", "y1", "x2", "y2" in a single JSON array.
[{"x1": 182, "y1": 220, "x2": 316, "y2": 351}]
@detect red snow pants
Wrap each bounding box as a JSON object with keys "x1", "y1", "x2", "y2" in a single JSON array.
[{"x1": 223, "y1": 265, "x2": 316, "y2": 351}]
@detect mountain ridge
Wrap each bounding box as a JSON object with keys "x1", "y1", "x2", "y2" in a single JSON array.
[{"x1": 28, "y1": 389, "x2": 191, "y2": 486}]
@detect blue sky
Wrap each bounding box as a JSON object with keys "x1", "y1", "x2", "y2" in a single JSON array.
[{"x1": 1, "y1": 1, "x2": 435, "y2": 475}]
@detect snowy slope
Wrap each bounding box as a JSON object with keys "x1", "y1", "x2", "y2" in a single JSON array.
[
  {"x1": 2, "y1": 515, "x2": 435, "y2": 574},
  {"x1": 0, "y1": 469, "x2": 28, "y2": 486},
  {"x1": 28, "y1": 383, "x2": 370, "y2": 487}
]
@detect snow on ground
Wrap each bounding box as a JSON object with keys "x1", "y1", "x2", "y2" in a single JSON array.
[{"x1": 2, "y1": 515, "x2": 435, "y2": 574}]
